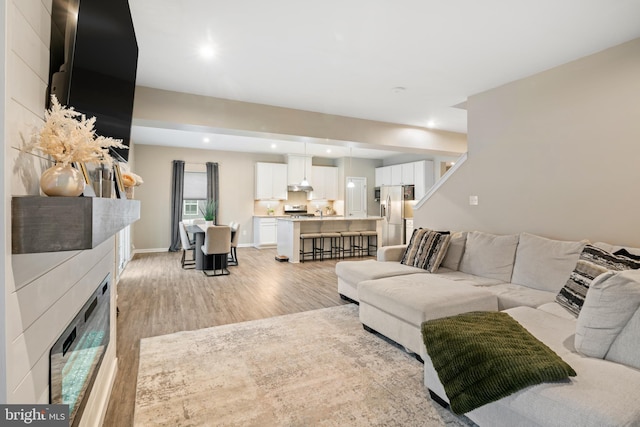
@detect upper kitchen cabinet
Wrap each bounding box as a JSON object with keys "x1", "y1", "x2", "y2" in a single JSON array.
[
  {"x1": 255, "y1": 162, "x2": 288, "y2": 200},
  {"x1": 307, "y1": 166, "x2": 338, "y2": 200},
  {"x1": 286, "y1": 154, "x2": 313, "y2": 185},
  {"x1": 375, "y1": 166, "x2": 392, "y2": 187},
  {"x1": 375, "y1": 160, "x2": 434, "y2": 198},
  {"x1": 390, "y1": 163, "x2": 415, "y2": 185}
]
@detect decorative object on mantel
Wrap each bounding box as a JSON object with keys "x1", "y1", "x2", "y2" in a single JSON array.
[
  {"x1": 39, "y1": 163, "x2": 85, "y2": 197},
  {"x1": 27, "y1": 95, "x2": 127, "y2": 197},
  {"x1": 121, "y1": 168, "x2": 144, "y2": 199}
]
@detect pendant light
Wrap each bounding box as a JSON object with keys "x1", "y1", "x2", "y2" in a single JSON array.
[
  {"x1": 347, "y1": 147, "x2": 355, "y2": 188},
  {"x1": 300, "y1": 142, "x2": 310, "y2": 187}
]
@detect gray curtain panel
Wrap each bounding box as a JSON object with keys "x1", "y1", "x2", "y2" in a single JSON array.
[
  {"x1": 206, "y1": 162, "x2": 219, "y2": 225},
  {"x1": 169, "y1": 160, "x2": 185, "y2": 252}
]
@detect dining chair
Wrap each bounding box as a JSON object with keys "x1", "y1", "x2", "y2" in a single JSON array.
[
  {"x1": 179, "y1": 221, "x2": 196, "y2": 269},
  {"x1": 201, "y1": 226, "x2": 231, "y2": 276},
  {"x1": 229, "y1": 222, "x2": 240, "y2": 266}
]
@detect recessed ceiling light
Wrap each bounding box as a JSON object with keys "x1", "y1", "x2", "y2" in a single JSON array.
[
  {"x1": 391, "y1": 86, "x2": 406, "y2": 93},
  {"x1": 271, "y1": 143, "x2": 277, "y2": 149},
  {"x1": 198, "y1": 44, "x2": 216, "y2": 60},
  {"x1": 203, "y1": 137, "x2": 210, "y2": 143},
  {"x1": 326, "y1": 149, "x2": 332, "y2": 153},
  {"x1": 426, "y1": 120, "x2": 436, "y2": 128}
]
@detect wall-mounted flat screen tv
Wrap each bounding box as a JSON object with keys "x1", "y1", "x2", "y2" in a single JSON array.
[{"x1": 49, "y1": 0, "x2": 138, "y2": 162}]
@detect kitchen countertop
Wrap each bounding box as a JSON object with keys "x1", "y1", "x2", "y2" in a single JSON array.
[{"x1": 277, "y1": 216, "x2": 382, "y2": 222}]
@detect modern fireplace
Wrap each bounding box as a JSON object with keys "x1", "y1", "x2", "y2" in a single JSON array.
[{"x1": 49, "y1": 274, "x2": 111, "y2": 427}]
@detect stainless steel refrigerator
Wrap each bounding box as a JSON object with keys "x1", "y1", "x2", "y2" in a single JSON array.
[{"x1": 379, "y1": 186, "x2": 404, "y2": 246}]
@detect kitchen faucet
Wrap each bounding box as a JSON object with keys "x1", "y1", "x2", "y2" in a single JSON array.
[{"x1": 315, "y1": 209, "x2": 323, "y2": 218}]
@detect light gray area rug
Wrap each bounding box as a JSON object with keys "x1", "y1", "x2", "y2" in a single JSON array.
[{"x1": 134, "y1": 304, "x2": 472, "y2": 426}]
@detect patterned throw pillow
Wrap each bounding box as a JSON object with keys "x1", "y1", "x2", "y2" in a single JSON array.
[
  {"x1": 400, "y1": 228, "x2": 451, "y2": 273},
  {"x1": 556, "y1": 245, "x2": 640, "y2": 317}
]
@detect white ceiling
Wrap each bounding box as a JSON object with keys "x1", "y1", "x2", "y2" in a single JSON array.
[{"x1": 128, "y1": 0, "x2": 640, "y2": 159}]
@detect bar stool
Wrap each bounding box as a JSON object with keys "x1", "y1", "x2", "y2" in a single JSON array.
[
  {"x1": 341, "y1": 231, "x2": 363, "y2": 258},
  {"x1": 300, "y1": 233, "x2": 322, "y2": 262},
  {"x1": 360, "y1": 230, "x2": 378, "y2": 257},
  {"x1": 322, "y1": 232, "x2": 342, "y2": 260}
]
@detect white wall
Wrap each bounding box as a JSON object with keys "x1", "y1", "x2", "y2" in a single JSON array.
[
  {"x1": 416, "y1": 38, "x2": 640, "y2": 248},
  {"x1": 132, "y1": 144, "x2": 287, "y2": 250},
  {"x1": 3, "y1": 0, "x2": 117, "y2": 423},
  {"x1": 1, "y1": 0, "x2": 7, "y2": 405}
]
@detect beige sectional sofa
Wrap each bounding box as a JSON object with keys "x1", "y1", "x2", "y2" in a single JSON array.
[{"x1": 335, "y1": 230, "x2": 640, "y2": 427}]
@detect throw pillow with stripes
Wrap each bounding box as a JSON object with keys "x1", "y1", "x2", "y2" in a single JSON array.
[
  {"x1": 556, "y1": 244, "x2": 640, "y2": 317},
  {"x1": 401, "y1": 228, "x2": 451, "y2": 273}
]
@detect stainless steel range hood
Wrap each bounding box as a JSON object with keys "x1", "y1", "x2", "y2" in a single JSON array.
[{"x1": 287, "y1": 183, "x2": 313, "y2": 192}]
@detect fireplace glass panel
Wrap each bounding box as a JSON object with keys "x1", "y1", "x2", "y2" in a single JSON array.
[{"x1": 50, "y1": 274, "x2": 111, "y2": 426}]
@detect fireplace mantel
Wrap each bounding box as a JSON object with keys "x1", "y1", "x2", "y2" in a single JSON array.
[{"x1": 11, "y1": 196, "x2": 140, "y2": 254}]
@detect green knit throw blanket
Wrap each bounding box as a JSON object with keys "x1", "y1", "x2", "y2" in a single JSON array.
[{"x1": 422, "y1": 311, "x2": 576, "y2": 415}]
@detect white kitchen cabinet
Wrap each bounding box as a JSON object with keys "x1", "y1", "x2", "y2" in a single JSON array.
[
  {"x1": 413, "y1": 160, "x2": 434, "y2": 200},
  {"x1": 253, "y1": 217, "x2": 278, "y2": 248},
  {"x1": 308, "y1": 166, "x2": 338, "y2": 200},
  {"x1": 402, "y1": 163, "x2": 415, "y2": 185},
  {"x1": 255, "y1": 162, "x2": 287, "y2": 200},
  {"x1": 390, "y1": 164, "x2": 402, "y2": 185},
  {"x1": 286, "y1": 154, "x2": 312, "y2": 185},
  {"x1": 375, "y1": 165, "x2": 391, "y2": 187}
]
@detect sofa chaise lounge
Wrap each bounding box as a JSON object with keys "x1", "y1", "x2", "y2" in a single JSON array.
[{"x1": 335, "y1": 230, "x2": 640, "y2": 427}]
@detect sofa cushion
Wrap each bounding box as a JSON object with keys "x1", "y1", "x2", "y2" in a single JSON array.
[
  {"x1": 510, "y1": 233, "x2": 585, "y2": 292},
  {"x1": 556, "y1": 245, "x2": 640, "y2": 317},
  {"x1": 441, "y1": 231, "x2": 467, "y2": 271},
  {"x1": 335, "y1": 259, "x2": 426, "y2": 287},
  {"x1": 483, "y1": 306, "x2": 640, "y2": 427},
  {"x1": 484, "y1": 283, "x2": 557, "y2": 310},
  {"x1": 400, "y1": 229, "x2": 451, "y2": 273},
  {"x1": 536, "y1": 302, "x2": 577, "y2": 320},
  {"x1": 458, "y1": 231, "x2": 519, "y2": 283},
  {"x1": 358, "y1": 274, "x2": 497, "y2": 328},
  {"x1": 430, "y1": 270, "x2": 505, "y2": 286},
  {"x1": 575, "y1": 269, "x2": 640, "y2": 369}
]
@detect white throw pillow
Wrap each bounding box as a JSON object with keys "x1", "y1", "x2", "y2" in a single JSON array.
[
  {"x1": 575, "y1": 269, "x2": 640, "y2": 370},
  {"x1": 511, "y1": 233, "x2": 586, "y2": 292},
  {"x1": 458, "y1": 231, "x2": 519, "y2": 283}
]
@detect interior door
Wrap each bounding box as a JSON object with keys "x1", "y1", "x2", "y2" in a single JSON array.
[{"x1": 346, "y1": 177, "x2": 367, "y2": 218}]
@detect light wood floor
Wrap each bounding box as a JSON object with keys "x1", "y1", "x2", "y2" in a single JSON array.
[{"x1": 103, "y1": 247, "x2": 367, "y2": 426}]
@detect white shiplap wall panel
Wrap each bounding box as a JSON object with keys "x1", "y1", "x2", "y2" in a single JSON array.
[
  {"x1": 8, "y1": 238, "x2": 112, "y2": 338},
  {"x1": 11, "y1": 1, "x2": 49, "y2": 80},
  {"x1": 8, "y1": 53, "x2": 47, "y2": 116},
  {"x1": 11, "y1": 248, "x2": 79, "y2": 291},
  {"x1": 7, "y1": 244, "x2": 114, "y2": 400},
  {"x1": 6, "y1": 0, "x2": 118, "y2": 419},
  {"x1": 14, "y1": 0, "x2": 51, "y2": 29}
]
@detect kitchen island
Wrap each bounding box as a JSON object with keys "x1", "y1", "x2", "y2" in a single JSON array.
[{"x1": 277, "y1": 216, "x2": 383, "y2": 263}]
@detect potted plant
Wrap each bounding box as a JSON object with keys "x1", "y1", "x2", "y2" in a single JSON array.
[{"x1": 201, "y1": 200, "x2": 216, "y2": 224}]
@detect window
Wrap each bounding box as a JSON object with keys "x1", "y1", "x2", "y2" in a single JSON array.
[
  {"x1": 183, "y1": 171, "x2": 207, "y2": 219},
  {"x1": 183, "y1": 200, "x2": 199, "y2": 216}
]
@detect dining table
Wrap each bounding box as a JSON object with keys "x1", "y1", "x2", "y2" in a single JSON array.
[{"x1": 185, "y1": 223, "x2": 234, "y2": 270}]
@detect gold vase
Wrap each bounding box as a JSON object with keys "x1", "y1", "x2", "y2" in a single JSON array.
[{"x1": 40, "y1": 163, "x2": 85, "y2": 197}]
